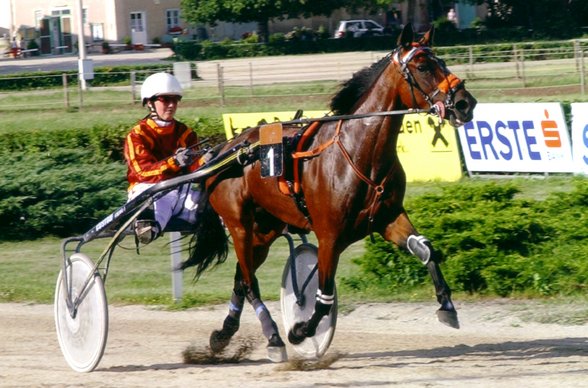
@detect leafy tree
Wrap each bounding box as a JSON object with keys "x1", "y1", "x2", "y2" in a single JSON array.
[
  {"x1": 180, "y1": 0, "x2": 401, "y2": 42},
  {"x1": 464, "y1": 0, "x2": 586, "y2": 36}
]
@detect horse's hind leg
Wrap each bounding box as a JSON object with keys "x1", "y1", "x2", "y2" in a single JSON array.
[
  {"x1": 211, "y1": 243, "x2": 287, "y2": 362},
  {"x1": 209, "y1": 263, "x2": 246, "y2": 353},
  {"x1": 244, "y1": 273, "x2": 287, "y2": 362},
  {"x1": 385, "y1": 210, "x2": 460, "y2": 329}
]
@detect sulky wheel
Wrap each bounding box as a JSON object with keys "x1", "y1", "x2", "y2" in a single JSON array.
[
  {"x1": 54, "y1": 253, "x2": 108, "y2": 372},
  {"x1": 280, "y1": 243, "x2": 337, "y2": 359}
]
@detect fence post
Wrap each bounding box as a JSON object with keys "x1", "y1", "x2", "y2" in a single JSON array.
[
  {"x1": 62, "y1": 73, "x2": 69, "y2": 109},
  {"x1": 249, "y1": 62, "x2": 254, "y2": 96},
  {"x1": 217, "y1": 63, "x2": 225, "y2": 106},
  {"x1": 514, "y1": 46, "x2": 526, "y2": 88},
  {"x1": 130, "y1": 71, "x2": 137, "y2": 103},
  {"x1": 520, "y1": 47, "x2": 526, "y2": 88},
  {"x1": 468, "y1": 46, "x2": 474, "y2": 77},
  {"x1": 574, "y1": 40, "x2": 580, "y2": 72},
  {"x1": 581, "y1": 51, "x2": 585, "y2": 96},
  {"x1": 169, "y1": 232, "x2": 183, "y2": 302},
  {"x1": 78, "y1": 73, "x2": 84, "y2": 109}
]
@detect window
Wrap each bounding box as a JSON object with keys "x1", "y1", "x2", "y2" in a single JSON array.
[
  {"x1": 166, "y1": 9, "x2": 180, "y2": 30},
  {"x1": 34, "y1": 10, "x2": 43, "y2": 28},
  {"x1": 91, "y1": 23, "x2": 104, "y2": 41},
  {"x1": 130, "y1": 12, "x2": 144, "y2": 32},
  {"x1": 51, "y1": 9, "x2": 71, "y2": 17}
]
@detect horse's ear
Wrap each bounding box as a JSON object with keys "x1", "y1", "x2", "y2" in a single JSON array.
[
  {"x1": 419, "y1": 25, "x2": 435, "y2": 47},
  {"x1": 397, "y1": 22, "x2": 414, "y2": 49}
]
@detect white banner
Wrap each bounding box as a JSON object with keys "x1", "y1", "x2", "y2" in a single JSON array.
[
  {"x1": 571, "y1": 103, "x2": 588, "y2": 175},
  {"x1": 458, "y1": 103, "x2": 574, "y2": 173}
]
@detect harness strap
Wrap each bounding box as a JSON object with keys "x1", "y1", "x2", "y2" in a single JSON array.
[
  {"x1": 437, "y1": 73, "x2": 462, "y2": 94},
  {"x1": 290, "y1": 120, "x2": 325, "y2": 193},
  {"x1": 290, "y1": 119, "x2": 388, "y2": 236}
]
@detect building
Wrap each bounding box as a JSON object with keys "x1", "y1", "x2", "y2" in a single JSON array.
[
  {"x1": 0, "y1": 0, "x2": 188, "y2": 55},
  {"x1": 0, "y1": 1, "x2": 486, "y2": 56}
]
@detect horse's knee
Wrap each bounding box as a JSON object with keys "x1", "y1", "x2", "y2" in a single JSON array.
[{"x1": 406, "y1": 234, "x2": 433, "y2": 265}]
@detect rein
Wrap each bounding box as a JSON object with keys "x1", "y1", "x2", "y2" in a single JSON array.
[
  {"x1": 281, "y1": 45, "x2": 457, "y2": 235},
  {"x1": 280, "y1": 107, "x2": 432, "y2": 127}
]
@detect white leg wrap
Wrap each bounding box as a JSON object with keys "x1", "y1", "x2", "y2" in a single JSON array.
[
  {"x1": 316, "y1": 290, "x2": 335, "y2": 305},
  {"x1": 407, "y1": 235, "x2": 431, "y2": 265}
]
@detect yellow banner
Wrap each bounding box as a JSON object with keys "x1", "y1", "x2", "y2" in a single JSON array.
[
  {"x1": 398, "y1": 113, "x2": 463, "y2": 182},
  {"x1": 222, "y1": 111, "x2": 462, "y2": 182},
  {"x1": 222, "y1": 111, "x2": 327, "y2": 140}
]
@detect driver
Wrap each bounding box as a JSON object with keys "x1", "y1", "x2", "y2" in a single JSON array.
[{"x1": 123, "y1": 72, "x2": 207, "y2": 244}]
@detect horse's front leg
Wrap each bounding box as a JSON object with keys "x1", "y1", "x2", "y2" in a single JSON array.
[
  {"x1": 288, "y1": 241, "x2": 338, "y2": 345},
  {"x1": 385, "y1": 210, "x2": 460, "y2": 329}
]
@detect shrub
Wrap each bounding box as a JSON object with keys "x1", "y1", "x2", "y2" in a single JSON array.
[
  {"x1": 0, "y1": 64, "x2": 172, "y2": 91},
  {"x1": 0, "y1": 150, "x2": 127, "y2": 239},
  {"x1": 343, "y1": 180, "x2": 588, "y2": 297},
  {"x1": 0, "y1": 118, "x2": 229, "y2": 240}
]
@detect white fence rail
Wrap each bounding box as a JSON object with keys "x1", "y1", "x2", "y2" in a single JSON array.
[{"x1": 1, "y1": 41, "x2": 587, "y2": 110}]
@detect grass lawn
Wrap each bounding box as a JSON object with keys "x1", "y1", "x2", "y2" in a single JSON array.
[{"x1": 0, "y1": 175, "x2": 581, "y2": 310}]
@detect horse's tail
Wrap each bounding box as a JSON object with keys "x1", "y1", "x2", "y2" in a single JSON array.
[{"x1": 180, "y1": 189, "x2": 228, "y2": 279}]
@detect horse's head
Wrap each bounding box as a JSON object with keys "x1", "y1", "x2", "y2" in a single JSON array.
[{"x1": 393, "y1": 23, "x2": 477, "y2": 127}]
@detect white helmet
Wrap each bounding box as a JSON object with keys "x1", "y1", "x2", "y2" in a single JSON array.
[{"x1": 140, "y1": 72, "x2": 183, "y2": 105}]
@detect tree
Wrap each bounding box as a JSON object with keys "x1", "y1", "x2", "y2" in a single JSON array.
[
  {"x1": 463, "y1": 0, "x2": 586, "y2": 35},
  {"x1": 180, "y1": 0, "x2": 400, "y2": 42}
]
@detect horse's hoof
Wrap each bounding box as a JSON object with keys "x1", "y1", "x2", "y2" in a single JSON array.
[
  {"x1": 267, "y1": 345, "x2": 288, "y2": 362},
  {"x1": 436, "y1": 309, "x2": 460, "y2": 329},
  {"x1": 287, "y1": 322, "x2": 306, "y2": 345},
  {"x1": 266, "y1": 334, "x2": 287, "y2": 362},
  {"x1": 209, "y1": 329, "x2": 232, "y2": 353}
]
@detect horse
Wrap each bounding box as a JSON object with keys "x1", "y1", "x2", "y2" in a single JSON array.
[{"x1": 181, "y1": 23, "x2": 477, "y2": 361}]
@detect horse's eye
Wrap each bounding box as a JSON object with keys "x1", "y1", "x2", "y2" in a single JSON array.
[{"x1": 416, "y1": 64, "x2": 430, "y2": 72}]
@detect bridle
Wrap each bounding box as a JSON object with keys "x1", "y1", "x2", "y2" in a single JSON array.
[{"x1": 392, "y1": 44, "x2": 464, "y2": 115}]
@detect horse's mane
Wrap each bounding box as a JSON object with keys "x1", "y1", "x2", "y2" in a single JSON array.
[{"x1": 329, "y1": 55, "x2": 391, "y2": 115}]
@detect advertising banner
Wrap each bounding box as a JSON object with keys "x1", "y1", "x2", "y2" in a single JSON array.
[
  {"x1": 222, "y1": 111, "x2": 327, "y2": 140},
  {"x1": 222, "y1": 111, "x2": 463, "y2": 182},
  {"x1": 457, "y1": 103, "x2": 574, "y2": 173},
  {"x1": 397, "y1": 113, "x2": 462, "y2": 181},
  {"x1": 571, "y1": 103, "x2": 588, "y2": 175}
]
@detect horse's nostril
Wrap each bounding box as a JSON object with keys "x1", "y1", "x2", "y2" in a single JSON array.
[{"x1": 455, "y1": 100, "x2": 468, "y2": 112}]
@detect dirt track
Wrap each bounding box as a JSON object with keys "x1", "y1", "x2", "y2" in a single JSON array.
[{"x1": 1, "y1": 300, "x2": 586, "y2": 387}]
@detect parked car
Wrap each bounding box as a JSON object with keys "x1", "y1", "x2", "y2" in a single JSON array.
[{"x1": 333, "y1": 20, "x2": 385, "y2": 39}]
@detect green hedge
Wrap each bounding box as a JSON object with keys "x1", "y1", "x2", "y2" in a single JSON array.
[
  {"x1": 173, "y1": 35, "x2": 400, "y2": 61},
  {"x1": 172, "y1": 28, "x2": 586, "y2": 62},
  {"x1": 343, "y1": 181, "x2": 588, "y2": 297},
  {"x1": 0, "y1": 64, "x2": 174, "y2": 91},
  {"x1": 0, "y1": 117, "x2": 224, "y2": 240}
]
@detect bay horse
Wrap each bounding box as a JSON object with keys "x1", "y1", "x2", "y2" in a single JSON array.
[{"x1": 182, "y1": 23, "x2": 477, "y2": 361}]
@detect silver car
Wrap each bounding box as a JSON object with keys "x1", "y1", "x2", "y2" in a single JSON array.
[{"x1": 334, "y1": 20, "x2": 385, "y2": 38}]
